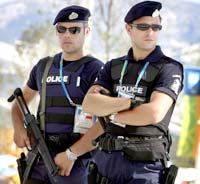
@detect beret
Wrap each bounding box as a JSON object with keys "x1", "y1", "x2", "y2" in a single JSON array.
[
  {"x1": 124, "y1": 1, "x2": 162, "y2": 23},
  {"x1": 53, "y1": 5, "x2": 91, "y2": 25}
]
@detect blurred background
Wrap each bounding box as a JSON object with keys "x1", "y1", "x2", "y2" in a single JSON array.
[{"x1": 0, "y1": 0, "x2": 200, "y2": 183}]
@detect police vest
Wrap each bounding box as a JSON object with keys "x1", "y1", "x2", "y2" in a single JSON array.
[
  {"x1": 105, "y1": 56, "x2": 175, "y2": 137},
  {"x1": 37, "y1": 54, "x2": 95, "y2": 134}
]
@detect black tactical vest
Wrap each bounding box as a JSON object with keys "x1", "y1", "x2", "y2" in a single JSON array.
[
  {"x1": 105, "y1": 56, "x2": 175, "y2": 137},
  {"x1": 36, "y1": 54, "x2": 96, "y2": 134}
]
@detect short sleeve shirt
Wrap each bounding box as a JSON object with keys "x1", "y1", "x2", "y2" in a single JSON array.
[
  {"x1": 27, "y1": 53, "x2": 104, "y2": 94},
  {"x1": 95, "y1": 46, "x2": 183, "y2": 101}
]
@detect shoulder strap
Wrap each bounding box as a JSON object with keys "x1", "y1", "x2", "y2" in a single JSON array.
[
  {"x1": 40, "y1": 56, "x2": 54, "y2": 132},
  {"x1": 111, "y1": 56, "x2": 166, "y2": 81},
  {"x1": 67, "y1": 56, "x2": 96, "y2": 72},
  {"x1": 111, "y1": 56, "x2": 126, "y2": 80}
]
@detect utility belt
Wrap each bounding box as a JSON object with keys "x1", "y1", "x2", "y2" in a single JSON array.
[
  {"x1": 97, "y1": 134, "x2": 168, "y2": 161},
  {"x1": 45, "y1": 133, "x2": 80, "y2": 152},
  {"x1": 46, "y1": 133, "x2": 91, "y2": 159}
]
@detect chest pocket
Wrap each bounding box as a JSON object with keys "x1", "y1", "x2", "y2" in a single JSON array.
[
  {"x1": 111, "y1": 59, "x2": 164, "y2": 99},
  {"x1": 140, "y1": 63, "x2": 161, "y2": 83},
  {"x1": 112, "y1": 60, "x2": 163, "y2": 84}
]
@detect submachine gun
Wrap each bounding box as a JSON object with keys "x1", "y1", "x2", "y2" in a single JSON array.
[{"x1": 8, "y1": 88, "x2": 59, "y2": 184}]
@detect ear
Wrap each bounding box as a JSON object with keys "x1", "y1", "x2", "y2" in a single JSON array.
[
  {"x1": 85, "y1": 26, "x2": 90, "y2": 36},
  {"x1": 125, "y1": 24, "x2": 132, "y2": 36}
]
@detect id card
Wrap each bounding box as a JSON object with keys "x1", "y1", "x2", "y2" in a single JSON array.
[
  {"x1": 118, "y1": 90, "x2": 135, "y2": 98},
  {"x1": 74, "y1": 106, "x2": 96, "y2": 134}
]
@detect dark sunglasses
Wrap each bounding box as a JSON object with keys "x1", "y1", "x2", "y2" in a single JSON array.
[
  {"x1": 129, "y1": 23, "x2": 162, "y2": 31},
  {"x1": 56, "y1": 25, "x2": 82, "y2": 34}
]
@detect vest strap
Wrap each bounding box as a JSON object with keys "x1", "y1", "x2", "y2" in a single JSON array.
[
  {"x1": 67, "y1": 55, "x2": 95, "y2": 72},
  {"x1": 45, "y1": 96, "x2": 82, "y2": 107},
  {"x1": 40, "y1": 57, "x2": 54, "y2": 132},
  {"x1": 45, "y1": 113, "x2": 74, "y2": 124}
]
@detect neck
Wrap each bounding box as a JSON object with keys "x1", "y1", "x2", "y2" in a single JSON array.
[
  {"x1": 133, "y1": 47, "x2": 155, "y2": 61},
  {"x1": 63, "y1": 50, "x2": 85, "y2": 61}
]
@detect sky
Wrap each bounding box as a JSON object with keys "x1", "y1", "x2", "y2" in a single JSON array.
[
  {"x1": 1, "y1": 0, "x2": 200, "y2": 4},
  {"x1": 184, "y1": 0, "x2": 200, "y2": 3},
  {"x1": 0, "y1": 0, "x2": 12, "y2": 5}
]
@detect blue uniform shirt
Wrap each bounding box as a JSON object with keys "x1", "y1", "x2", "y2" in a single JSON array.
[
  {"x1": 95, "y1": 46, "x2": 183, "y2": 101},
  {"x1": 27, "y1": 53, "x2": 103, "y2": 133},
  {"x1": 27, "y1": 53, "x2": 103, "y2": 94}
]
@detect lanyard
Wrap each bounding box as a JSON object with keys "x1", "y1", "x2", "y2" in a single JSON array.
[
  {"x1": 119, "y1": 60, "x2": 150, "y2": 88},
  {"x1": 59, "y1": 53, "x2": 79, "y2": 107}
]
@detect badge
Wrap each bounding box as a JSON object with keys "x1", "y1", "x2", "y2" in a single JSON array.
[
  {"x1": 152, "y1": 9, "x2": 160, "y2": 17},
  {"x1": 74, "y1": 106, "x2": 96, "y2": 134},
  {"x1": 69, "y1": 12, "x2": 78, "y2": 20},
  {"x1": 170, "y1": 79, "x2": 181, "y2": 95}
]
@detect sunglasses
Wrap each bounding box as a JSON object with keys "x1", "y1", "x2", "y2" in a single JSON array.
[
  {"x1": 129, "y1": 23, "x2": 162, "y2": 31},
  {"x1": 56, "y1": 25, "x2": 82, "y2": 34}
]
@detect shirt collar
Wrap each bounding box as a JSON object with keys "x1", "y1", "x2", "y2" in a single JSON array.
[{"x1": 125, "y1": 46, "x2": 164, "y2": 63}]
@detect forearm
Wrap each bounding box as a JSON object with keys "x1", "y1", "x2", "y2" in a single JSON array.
[
  {"x1": 115, "y1": 91, "x2": 174, "y2": 126},
  {"x1": 115, "y1": 103, "x2": 157, "y2": 126},
  {"x1": 70, "y1": 121, "x2": 104, "y2": 156},
  {"x1": 11, "y1": 99, "x2": 31, "y2": 148},
  {"x1": 11, "y1": 101, "x2": 24, "y2": 130},
  {"x1": 10, "y1": 86, "x2": 37, "y2": 148},
  {"x1": 83, "y1": 93, "x2": 131, "y2": 116},
  {"x1": 11, "y1": 85, "x2": 37, "y2": 130}
]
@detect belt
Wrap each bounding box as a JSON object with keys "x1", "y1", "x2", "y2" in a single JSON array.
[
  {"x1": 98, "y1": 134, "x2": 168, "y2": 161},
  {"x1": 46, "y1": 133, "x2": 80, "y2": 152},
  {"x1": 117, "y1": 135, "x2": 163, "y2": 141},
  {"x1": 45, "y1": 133, "x2": 92, "y2": 159},
  {"x1": 98, "y1": 134, "x2": 165, "y2": 152}
]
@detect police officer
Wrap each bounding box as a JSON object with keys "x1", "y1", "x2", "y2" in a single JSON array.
[
  {"x1": 11, "y1": 5, "x2": 103, "y2": 184},
  {"x1": 82, "y1": 1, "x2": 183, "y2": 183}
]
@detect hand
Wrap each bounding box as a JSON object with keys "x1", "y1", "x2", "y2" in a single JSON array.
[
  {"x1": 93, "y1": 86, "x2": 110, "y2": 95},
  {"x1": 13, "y1": 126, "x2": 31, "y2": 149},
  {"x1": 109, "y1": 113, "x2": 126, "y2": 128},
  {"x1": 54, "y1": 152, "x2": 75, "y2": 176}
]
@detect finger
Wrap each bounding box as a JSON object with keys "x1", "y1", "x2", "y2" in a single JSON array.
[
  {"x1": 65, "y1": 169, "x2": 70, "y2": 176},
  {"x1": 59, "y1": 169, "x2": 65, "y2": 176},
  {"x1": 24, "y1": 139, "x2": 31, "y2": 150}
]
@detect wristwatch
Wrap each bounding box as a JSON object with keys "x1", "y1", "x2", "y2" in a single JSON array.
[
  {"x1": 129, "y1": 98, "x2": 142, "y2": 110},
  {"x1": 65, "y1": 148, "x2": 77, "y2": 161}
]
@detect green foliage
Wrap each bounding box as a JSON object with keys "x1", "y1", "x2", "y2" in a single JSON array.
[
  {"x1": 16, "y1": 20, "x2": 58, "y2": 58},
  {"x1": 177, "y1": 95, "x2": 197, "y2": 167},
  {"x1": 22, "y1": 23, "x2": 49, "y2": 44}
]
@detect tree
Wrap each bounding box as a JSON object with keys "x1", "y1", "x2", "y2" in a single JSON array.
[{"x1": 89, "y1": 0, "x2": 141, "y2": 61}]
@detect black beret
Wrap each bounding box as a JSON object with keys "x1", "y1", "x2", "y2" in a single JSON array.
[
  {"x1": 124, "y1": 1, "x2": 162, "y2": 23},
  {"x1": 53, "y1": 5, "x2": 91, "y2": 25}
]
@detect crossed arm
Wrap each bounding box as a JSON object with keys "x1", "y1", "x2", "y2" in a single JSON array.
[{"x1": 82, "y1": 84, "x2": 174, "y2": 126}]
